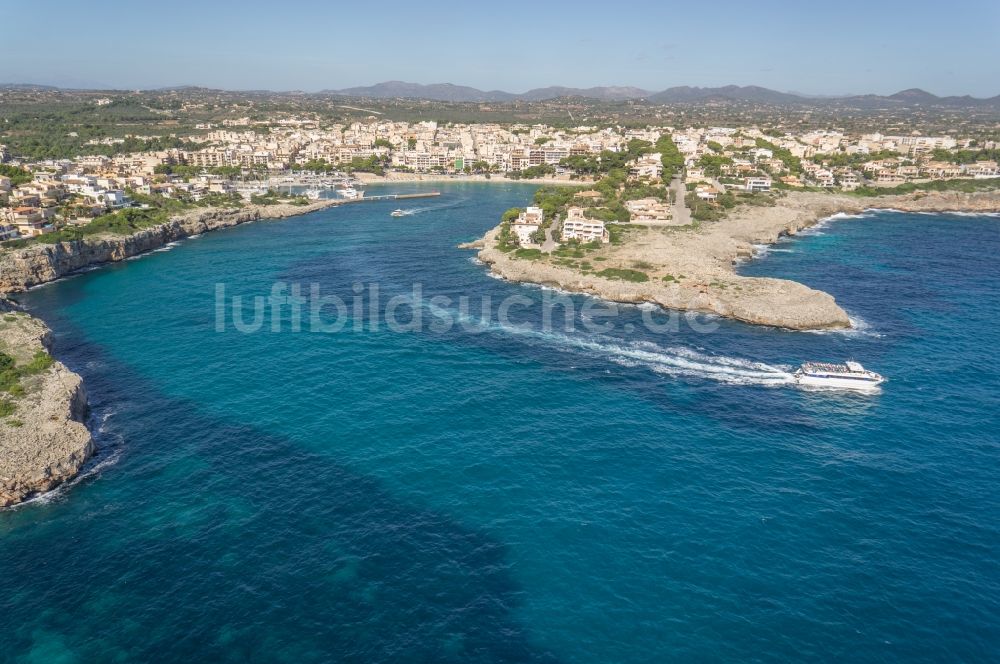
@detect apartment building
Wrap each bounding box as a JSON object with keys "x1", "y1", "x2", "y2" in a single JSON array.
[{"x1": 561, "y1": 207, "x2": 609, "y2": 243}]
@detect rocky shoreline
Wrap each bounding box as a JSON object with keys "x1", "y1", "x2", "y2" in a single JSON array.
[
  {"x1": 0, "y1": 199, "x2": 339, "y2": 293},
  {"x1": 473, "y1": 190, "x2": 1000, "y2": 330},
  {"x1": 0, "y1": 199, "x2": 338, "y2": 507},
  {"x1": 0, "y1": 307, "x2": 92, "y2": 507}
]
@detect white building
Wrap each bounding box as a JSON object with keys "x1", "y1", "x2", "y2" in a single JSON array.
[
  {"x1": 745, "y1": 176, "x2": 772, "y2": 193},
  {"x1": 512, "y1": 206, "x2": 544, "y2": 245},
  {"x1": 561, "y1": 207, "x2": 609, "y2": 243}
]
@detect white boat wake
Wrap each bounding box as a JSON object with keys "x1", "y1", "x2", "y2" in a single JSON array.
[
  {"x1": 395, "y1": 198, "x2": 468, "y2": 216},
  {"x1": 427, "y1": 302, "x2": 795, "y2": 386}
]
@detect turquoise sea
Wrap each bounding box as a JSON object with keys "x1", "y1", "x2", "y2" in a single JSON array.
[{"x1": 3, "y1": 183, "x2": 999, "y2": 662}]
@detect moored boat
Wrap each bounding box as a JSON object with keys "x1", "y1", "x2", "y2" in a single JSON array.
[{"x1": 338, "y1": 186, "x2": 364, "y2": 200}]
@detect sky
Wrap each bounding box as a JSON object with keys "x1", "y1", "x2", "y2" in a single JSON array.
[{"x1": 3, "y1": 0, "x2": 999, "y2": 97}]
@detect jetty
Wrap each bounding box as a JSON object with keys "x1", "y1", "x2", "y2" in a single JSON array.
[{"x1": 334, "y1": 191, "x2": 441, "y2": 205}]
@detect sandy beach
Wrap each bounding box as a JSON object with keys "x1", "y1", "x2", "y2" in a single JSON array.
[{"x1": 473, "y1": 190, "x2": 1000, "y2": 330}]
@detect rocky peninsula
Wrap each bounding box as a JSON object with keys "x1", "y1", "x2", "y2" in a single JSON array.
[
  {"x1": 474, "y1": 190, "x2": 1000, "y2": 330},
  {"x1": 0, "y1": 198, "x2": 339, "y2": 507},
  {"x1": 0, "y1": 307, "x2": 92, "y2": 507}
]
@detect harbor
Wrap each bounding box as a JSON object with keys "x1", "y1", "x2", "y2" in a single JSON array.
[
  {"x1": 229, "y1": 172, "x2": 441, "y2": 206},
  {"x1": 338, "y1": 191, "x2": 441, "y2": 204}
]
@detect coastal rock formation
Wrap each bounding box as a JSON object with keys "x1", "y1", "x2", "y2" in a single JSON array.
[
  {"x1": 880, "y1": 190, "x2": 1000, "y2": 214},
  {"x1": 477, "y1": 226, "x2": 852, "y2": 330},
  {"x1": 0, "y1": 200, "x2": 337, "y2": 294},
  {"x1": 0, "y1": 310, "x2": 93, "y2": 508},
  {"x1": 476, "y1": 190, "x2": 1000, "y2": 331}
]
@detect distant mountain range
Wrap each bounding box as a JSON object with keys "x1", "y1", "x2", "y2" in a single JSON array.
[
  {"x1": 318, "y1": 81, "x2": 1000, "y2": 108},
  {"x1": 4, "y1": 80, "x2": 1000, "y2": 108},
  {"x1": 318, "y1": 81, "x2": 652, "y2": 103}
]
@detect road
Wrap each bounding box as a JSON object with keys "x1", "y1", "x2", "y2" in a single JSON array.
[
  {"x1": 541, "y1": 222, "x2": 560, "y2": 252},
  {"x1": 669, "y1": 175, "x2": 692, "y2": 226}
]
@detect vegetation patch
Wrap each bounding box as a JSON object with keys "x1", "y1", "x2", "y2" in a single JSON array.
[
  {"x1": 495, "y1": 219, "x2": 518, "y2": 252},
  {"x1": 0, "y1": 350, "x2": 55, "y2": 397},
  {"x1": 596, "y1": 268, "x2": 649, "y2": 283},
  {"x1": 513, "y1": 248, "x2": 543, "y2": 260},
  {"x1": 849, "y1": 177, "x2": 1000, "y2": 197},
  {"x1": 250, "y1": 189, "x2": 309, "y2": 206}
]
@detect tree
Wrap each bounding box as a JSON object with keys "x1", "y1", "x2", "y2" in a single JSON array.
[
  {"x1": 501, "y1": 207, "x2": 523, "y2": 223},
  {"x1": 697, "y1": 154, "x2": 732, "y2": 177},
  {"x1": 301, "y1": 158, "x2": 334, "y2": 173},
  {"x1": 210, "y1": 165, "x2": 242, "y2": 178},
  {"x1": 0, "y1": 165, "x2": 33, "y2": 186},
  {"x1": 655, "y1": 134, "x2": 685, "y2": 179},
  {"x1": 407, "y1": 137, "x2": 417, "y2": 150},
  {"x1": 754, "y1": 138, "x2": 802, "y2": 174}
]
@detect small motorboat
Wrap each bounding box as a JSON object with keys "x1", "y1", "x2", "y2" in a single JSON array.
[{"x1": 390, "y1": 209, "x2": 406, "y2": 217}]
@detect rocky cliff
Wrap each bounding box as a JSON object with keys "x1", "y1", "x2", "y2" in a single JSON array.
[
  {"x1": 0, "y1": 309, "x2": 93, "y2": 507},
  {"x1": 0, "y1": 200, "x2": 337, "y2": 294}
]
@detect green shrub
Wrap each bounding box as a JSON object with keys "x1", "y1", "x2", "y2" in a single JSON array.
[
  {"x1": 850, "y1": 177, "x2": 1000, "y2": 197},
  {"x1": 0, "y1": 400, "x2": 15, "y2": 417},
  {"x1": 514, "y1": 248, "x2": 543, "y2": 260},
  {"x1": 596, "y1": 268, "x2": 649, "y2": 283},
  {"x1": 20, "y1": 350, "x2": 54, "y2": 376},
  {"x1": 0, "y1": 368, "x2": 18, "y2": 392}
]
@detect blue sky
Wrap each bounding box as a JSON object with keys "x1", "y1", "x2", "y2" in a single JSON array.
[{"x1": 3, "y1": 0, "x2": 999, "y2": 96}]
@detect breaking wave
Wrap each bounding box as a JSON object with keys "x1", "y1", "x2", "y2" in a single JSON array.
[{"x1": 804, "y1": 312, "x2": 882, "y2": 338}]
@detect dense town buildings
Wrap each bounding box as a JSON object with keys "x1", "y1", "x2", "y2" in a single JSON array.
[{"x1": 0, "y1": 115, "x2": 996, "y2": 242}]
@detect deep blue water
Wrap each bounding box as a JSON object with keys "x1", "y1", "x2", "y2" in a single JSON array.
[{"x1": 3, "y1": 185, "x2": 999, "y2": 662}]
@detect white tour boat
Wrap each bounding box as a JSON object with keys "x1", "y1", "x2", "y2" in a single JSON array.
[
  {"x1": 794, "y1": 361, "x2": 884, "y2": 391},
  {"x1": 338, "y1": 186, "x2": 364, "y2": 200}
]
